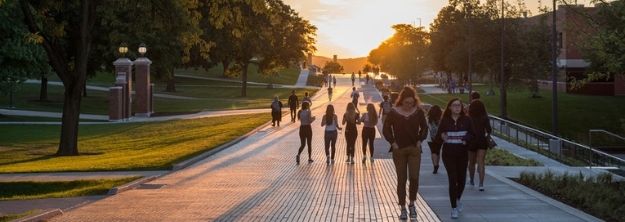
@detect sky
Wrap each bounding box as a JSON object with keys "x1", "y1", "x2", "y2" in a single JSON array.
[{"x1": 283, "y1": 0, "x2": 593, "y2": 58}]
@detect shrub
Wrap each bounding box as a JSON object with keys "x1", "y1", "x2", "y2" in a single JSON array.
[
  {"x1": 518, "y1": 171, "x2": 625, "y2": 222},
  {"x1": 485, "y1": 148, "x2": 542, "y2": 166}
]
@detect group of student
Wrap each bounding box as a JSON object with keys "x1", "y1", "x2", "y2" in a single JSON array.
[
  {"x1": 284, "y1": 85, "x2": 492, "y2": 220},
  {"x1": 383, "y1": 86, "x2": 492, "y2": 219},
  {"x1": 270, "y1": 91, "x2": 312, "y2": 127}
]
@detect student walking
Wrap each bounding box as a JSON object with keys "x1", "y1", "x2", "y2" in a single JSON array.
[
  {"x1": 427, "y1": 105, "x2": 443, "y2": 174},
  {"x1": 296, "y1": 102, "x2": 316, "y2": 164},
  {"x1": 379, "y1": 95, "x2": 392, "y2": 123},
  {"x1": 467, "y1": 99, "x2": 492, "y2": 191},
  {"x1": 350, "y1": 87, "x2": 360, "y2": 112},
  {"x1": 360, "y1": 103, "x2": 378, "y2": 163},
  {"x1": 333, "y1": 76, "x2": 337, "y2": 87},
  {"x1": 288, "y1": 90, "x2": 299, "y2": 123},
  {"x1": 382, "y1": 86, "x2": 428, "y2": 220},
  {"x1": 351, "y1": 72, "x2": 356, "y2": 86},
  {"x1": 270, "y1": 97, "x2": 283, "y2": 127},
  {"x1": 321, "y1": 105, "x2": 342, "y2": 164},
  {"x1": 302, "y1": 92, "x2": 312, "y2": 107},
  {"x1": 328, "y1": 86, "x2": 333, "y2": 101},
  {"x1": 342, "y1": 103, "x2": 359, "y2": 164},
  {"x1": 434, "y1": 98, "x2": 474, "y2": 219}
]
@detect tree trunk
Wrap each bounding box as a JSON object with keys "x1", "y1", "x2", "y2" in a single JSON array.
[
  {"x1": 57, "y1": 81, "x2": 83, "y2": 156},
  {"x1": 39, "y1": 76, "x2": 48, "y2": 101},
  {"x1": 82, "y1": 83, "x2": 88, "y2": 97},
  {"x1": 221, "y1": 60, "x2": 230, "y2": 78},
  {"x1": 166, "y1": 69, "x2": 176, "y2": 92},
  {"x1": 241, "y1": 63, "x2": 248, "y2": 97}
]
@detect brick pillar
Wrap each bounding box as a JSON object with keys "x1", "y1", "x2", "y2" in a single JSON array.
[
  {"x1": 134, "y1": 57, "x2": 152, "y2": 117},
  {"x1": 108, "y1": 86, "x2": 123, "y2": 121},
  {"x1": 150, "y1": 83, "x2": 155, "y2": 114},
  {"x1": 615, "y1": 74, "x2": 625, "y2": 96},
  {"x1": 113, "y1": 58, "x2": 133, "y2": 119}
]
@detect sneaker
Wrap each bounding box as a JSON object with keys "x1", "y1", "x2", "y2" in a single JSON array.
[
  {"x1": 346, "y1": 157, "x2": 350, "y2": 163},
  {"x1": 350, "y1": 156, "x2": 355, "y2": 164},
  {"x1": 451, "y1": 208, "x2": 459, "y2": 219},
  {"x1": 409, "y1": 205, "x2": 417, "y2": 218},
  {"x1": 433, "y1": 165, "x2": 439, "y2": 174},
  {"x1": 479, "y1": 185, "x2": 484, "y2": 191},
  {"x1": 308, "y1": 159, "x2": 314, "y2": 163},
  {"x1": 399, "y1": 208, "x2": 408, "y2": 220},
  {"x1": 457, "y1": 201, "x2": 463, "y2": 212},
  {"x1": 362, "y1": 157, "x2": 367, "y2": 163},
  {"x1": 370, "y1": 157, "x2": 374, "y2": 163},
  {"x1": 326, "y1": 156, "x2": 330, "y2": 164},
  {"x1": 331, "y1": 159, "x2": 335, "y2": 164},
  {"x1": 469, "y1": 180, "x2": 475, "y2": 186},
  {"x1": 296, "y1": 155, "x2": 300, "y2": 164}
]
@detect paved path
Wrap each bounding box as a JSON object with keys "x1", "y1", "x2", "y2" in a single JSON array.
[{"x1": 51, "y1": 75, "x2": 441, "y2": 222}]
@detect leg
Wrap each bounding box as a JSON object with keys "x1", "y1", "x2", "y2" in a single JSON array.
[
  {"x1": 477, "y1": 149, "x2": 487, "y2": 186},
  {"x1": 330, "y1": 131, "x2": 337, "y2": 160},
  {"x1": 442, "y1": 152, "x2": 458, "y2": 208},
  {"x1": 368, "y1": 129, "x2": 375, "y2": 156},
  {"x1": 361, "y1": 131, "x2": 368, "y2": 156},
  {"x1": 392, "y1": 148, "x2": 409, "y2": 206},
  {"x1": 456, "y1": 153, "x2": 469, "y2": 201},
  {"x1": 468, "y1": 150, "x2": 477, "y2": 184},
  {"x1": 324, "y1": 132, "x2": 330, "y2": 157},
  {"x1": 407, "y1": 145, "x2": 422, "y2": 205},
  {"x1": 298, "y1": 129, "x2": 305, "y2": 156}
]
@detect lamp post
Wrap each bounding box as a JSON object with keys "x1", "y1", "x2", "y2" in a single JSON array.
[
  {"x1": 134, "y1": 43, "x2": 152, "y2": 117},
  {"x1": 466, "y1": 3, "x2": 473, "y2": 100},
  {"x1": 551, "y1": 0, "x2": 559, "y2": 135},
  {"x1": 138, "y1": 43, "x2": 147, "y2": 56},
  {"x1": 118, "y1": 43, "x2": 128, "y2": 57},
  {"x1": 500, "y1": 0, "x2": 507, "y2": 119}
]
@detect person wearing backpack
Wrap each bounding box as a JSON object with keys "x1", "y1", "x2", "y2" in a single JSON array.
[
  {"x1": 360, "y1": 103, "x2": 378, "y2": 163},
  {"x1": 288, "y1": 90, "x2": 299, "y2": 123},
  {"x1": 270, "y1": 96, "x2": 283, "y2": 127},
  {"x1": 379, "y1": 95, "x2": 392, "y2": 124},
  {"x1": 296, "y1": 101, "x2": 316, "y2": 164}
]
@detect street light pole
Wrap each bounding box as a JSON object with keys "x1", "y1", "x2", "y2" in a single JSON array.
[
  {"x1": 500, "y1": 0, "x2": 507, "y2": 119},
  {"x1": 467, "y1": 3, "x2": 473, "y2": 99},
  {"x1": 551, "y1": 0, "x2": 559, "y2": 135}
]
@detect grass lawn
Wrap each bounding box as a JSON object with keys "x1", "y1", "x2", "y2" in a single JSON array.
[
  {"x1": 0, "y1": 177, "x2": 138, "y2": 201},
  {"x1": 177, "y1": 64, "x2": 301, "y2": 85},
  {"x1": 0, "y1": 210, "x2": 38, "y2": 222},
  {"x1": 485, "y1": 148, "x2": 542, "y2": 166},
  {"x1": 419, "y1": 84, "x2": 625, "y2": 143},
  {"x1": 2, "y1": 79, "x2": 317, "y2": 116},
  {"x1": 0, "y1": 114, "x2": 268, "y2": 173}
]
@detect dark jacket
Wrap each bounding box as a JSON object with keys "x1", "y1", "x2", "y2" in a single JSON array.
[
  {"x1": 288, "y1": 95, "x2": 299, "y2": 108},
  {"x1": 383, "y1": 108, "x2": 428, "y2": 151},
  {"x1": 434, "y1": 115, "x2": 474, "y2": 155},
  {"x1": 469, "y1": 116, "x2": 492, "y2": 150}
]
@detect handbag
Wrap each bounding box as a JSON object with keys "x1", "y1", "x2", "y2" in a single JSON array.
[{"x1": 487, "y1": 135, "x2": 497, "y2": 149}]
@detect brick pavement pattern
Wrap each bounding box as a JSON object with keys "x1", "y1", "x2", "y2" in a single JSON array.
[{"x1": 53, "y1": 76, "x2": 440, "y2": 221}]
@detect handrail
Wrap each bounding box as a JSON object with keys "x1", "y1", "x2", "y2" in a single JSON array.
[{"x1": 488, "y1": 115, "x2": 625, "y2": 168}]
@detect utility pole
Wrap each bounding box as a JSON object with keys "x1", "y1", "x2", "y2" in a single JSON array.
[
  {"x1": 551, "y1": 0, "x2": 559, "y2": 135},
  {"x1": 500, "y1": 0, "x2": 507, "y2": 119}
]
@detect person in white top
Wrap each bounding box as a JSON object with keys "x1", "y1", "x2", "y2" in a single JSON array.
[{"x1": 321, "y1": 104, "x2": 342, "y2": 164}]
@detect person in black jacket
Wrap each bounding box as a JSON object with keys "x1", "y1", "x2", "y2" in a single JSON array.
[
  {"x1": 467, "y1": 99, "x2": 492, "y2": 191},
  {"x1": 434, "y1": 98, "x2": 474, "y2": 219},
  {"x1": 288, "y1": 90, "x2": 299, "y2": 123},
  {"x1": 383, "y1": 86, "x2": 428, "y2": 220}
]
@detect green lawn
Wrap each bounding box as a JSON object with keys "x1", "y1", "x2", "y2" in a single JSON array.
[
  {"x1": 0, "y1": 114, "x2": 268, "y2": 173},
  {"x1": 177, "y1": 64, "x2": 301, "y2": 85},
  {"x1": 0, "y1": 177, "x2": 138, "y2": 201},
  {"x1": 419, "y1": 84, "x2": 625, "y2": 143},
  {"x1": 0, "y1": 210, "x2": 38, "y2": 222},
  {"x1": 485, "y1": 148, "x2": 542, "y2": 166},
  {"x1": 1, "y1": 79, "x2": 317, "y2": 116}
]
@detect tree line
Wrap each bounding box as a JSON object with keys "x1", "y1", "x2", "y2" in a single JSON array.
[{"x1": 0, "y1": 0, "x2": 316, "y2": 155}]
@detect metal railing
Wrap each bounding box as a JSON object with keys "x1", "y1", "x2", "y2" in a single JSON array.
[{"x1": 489, "y1": 115, "x2": 625, "y2": 170}]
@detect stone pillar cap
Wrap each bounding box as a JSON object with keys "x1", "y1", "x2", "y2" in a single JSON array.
[
  {"x1": 113, "y1": 58, "x2": 134, "y2": 66},
  {"x1": 134, "y1": 57, "x2": 152, "y2": 65}
]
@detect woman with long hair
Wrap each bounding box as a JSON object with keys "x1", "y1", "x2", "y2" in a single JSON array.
[
  {"x1": 342, "y1": 103, "x2": 359, "y2": 164},
  {"x1": 467, "y1": 100, "x2": 492, "y2": 191},
  {"x1": 296, "y1": 101, "x2": 316, "y2": 164},
  {"x1": 321, "y1": 104, "x2": 342, "y2": 164},
  {"x1": 382, "y1": 86, "x2": 428, "y2": 220},
  {"x1": 427, "y1": 105, "x2": 443, "y2": 174},
  {"x1": 360, "y1": 103, "x2": 378, "y2": 163},
  {"x1": 434, "y1": 98, "x2": 474, "y2": 219}
]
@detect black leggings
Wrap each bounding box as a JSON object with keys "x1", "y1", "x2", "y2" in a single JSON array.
[
  {"x1": 361, "y1": 127, "x2": 375, "y2": 156},
  {"x1": 290, "y1": 108, "x2": 297, "y2": 120},
  {"x1": 345, "y1": 130, "x2": 357, "y2": 157},
  {"x1": 442, "y1": 150, "x2": 468, "y2": 208},
  {"x1": 298, "y1": 125, "x2": 312, "y2": 159}
]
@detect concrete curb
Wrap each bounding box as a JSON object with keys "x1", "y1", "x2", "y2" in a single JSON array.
[
  {"x1": 107, "y1": 176, "x2": 158, "y2": 195},
  {"x1": 486, "y1": 169, "x2": 602, "y2": 222},
  {"x1": 15, "y1": 208, "x2": 63, "y2": 222}
]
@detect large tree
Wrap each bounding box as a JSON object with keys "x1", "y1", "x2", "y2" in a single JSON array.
[{"x1": 368, "y1": 24, "x2": 429, "y2": 81}]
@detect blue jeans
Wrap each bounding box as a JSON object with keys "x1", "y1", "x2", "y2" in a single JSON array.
[{"x1": 324, "y1": 130, "x2": 338, "y2": 159}]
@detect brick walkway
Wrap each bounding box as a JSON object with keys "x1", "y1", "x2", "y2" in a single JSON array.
[{"x1": 52, "y1": 76, "x2": 440, "y2": 221}]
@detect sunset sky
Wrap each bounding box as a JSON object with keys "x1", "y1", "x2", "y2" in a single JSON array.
[{"x1": 283, "y1": 0, "x2": 593, "y2": 58}]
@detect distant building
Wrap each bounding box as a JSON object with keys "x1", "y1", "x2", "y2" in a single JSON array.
[
  {"x1": 333, "y1": 55, "x2": 338, "y2": 63},
  {"x1": 525, "y1": 4, "x2": 624, "y2": 96}
]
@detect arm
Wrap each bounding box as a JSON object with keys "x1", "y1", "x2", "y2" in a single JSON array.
[
  {"x1": 297, "y1": 110, "x2": 301, "y2": 120},
  {"x1": 463, "y1": 117, "x2": 475, "y2": 145},
  {"x1": 335, "y1": 115, "x2": 343, "y2": 130},
  {"x1": 321, "y1": 115, "x2": 326, "y2": 127},
  {"x1": 485, "y1": 117, "x2": 492, "y2": 136},
  {"x1": 433, "y1": 119, "x2": 445, "y2": 145},
  {"x1": 382, "y1": 112, "x2": 395, "y2": 144},
  {"x1": 417, "y1": 110, "x2": 429, "y2": 142}
]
